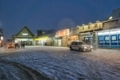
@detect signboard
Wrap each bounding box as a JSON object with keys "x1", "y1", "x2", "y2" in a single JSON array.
[
  {"x1": 22, "y1": 33, "x2": 28, "y2": 35},
  {"x1": 56, "y1": 29, "x2": 70, "y2": 37}
]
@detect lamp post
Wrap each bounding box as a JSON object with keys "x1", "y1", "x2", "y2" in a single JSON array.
[
  {"x1": 0, "y1": 36, "x2": 3, "y2": 47},
  {"x1": 1, "y1": 36, "x2": 3, "y2": 40}
]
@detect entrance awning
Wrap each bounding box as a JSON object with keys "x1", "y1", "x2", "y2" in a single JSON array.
[{"x1": 35, "y1": 36, "x2": 49, "y2": 40}]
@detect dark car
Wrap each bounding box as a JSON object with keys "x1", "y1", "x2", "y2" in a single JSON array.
[{"x1": 7, "y1": 43, "x2": 15, "y2": 49}]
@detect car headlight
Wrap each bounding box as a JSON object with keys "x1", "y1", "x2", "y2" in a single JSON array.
[
  {"x1": 84, "y1": 47, "x2": 87, "y2": 49},
  {"x1": 91, "y1": 46, "x2": 93, "y2": 48}
]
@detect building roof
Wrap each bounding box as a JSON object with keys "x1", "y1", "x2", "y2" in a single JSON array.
[
  {"x1": 107, "y1": 8, "x2": 120, "y2": 20},
  {"x1": 15, "y1": 26, "x2": 34, "y2": 37}
]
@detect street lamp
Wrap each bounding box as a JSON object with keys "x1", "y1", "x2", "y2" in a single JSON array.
[
  {"x1": 1, "y1": 36, "x2": 3, "y2": 40},
  {"x1": 109, "y1": 16, "x2": 112, "y2": 20}
]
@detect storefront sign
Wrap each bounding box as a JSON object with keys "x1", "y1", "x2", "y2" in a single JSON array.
[
  {"x1": 56, "y1": 29, "x2": 70, "y2": 37},
  {"x1": 70, "y1": 28, "x2": 79, "y2": 35},
  {"x1": 80, "y1": 32, "x2": 92, "y2": 36},
  {"x1": 35, "y1": 36, "x2": 49, "y2": 40},
  {"x1": 22, "y1": 33, "x2": 28, "y2": 35}
]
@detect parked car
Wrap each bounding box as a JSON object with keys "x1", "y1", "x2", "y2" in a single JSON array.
[
  {"x1": 7, "y1": 43, "x2": 15, "y2": 49},
  {"x1": 69, "y1": 41, "x2": 93, "y2": 52}
]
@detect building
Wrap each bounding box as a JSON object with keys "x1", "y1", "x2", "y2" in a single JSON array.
[
  {"x1": 37, "y1": 30, "x2": 43, "y2": 36},
  {"x1": 37, "y1": 29, "x2": 55, "y2": 36},
  {"x1": 68, "y1": 27, "x2": 79, "y2": 45},
  {"x1": 55, "y1": 29, "x2": 70, "y2": 47},
  {"x1": 12, "y1": 26, "x2": 34, "y2": 45},
  {"x1": 103, "y1": 18, "x2": 120, "y2": 30},
  {"x1": 103, "y1": 8, "x2": 120, "y2": 30},
  {"x1": 102, "y1": 8, "x2": 120, "y2": 30},
  {"x1": 34, "y1": 29, "x2": 55, "y2": 46},
  {"x1": 77, "y1": 21, "x2": 102, "y2": 45},
  {"x1": 45, "y1": 32, "x2": 56, "y2": 46},
  {"x1": 106, "y1": 8, "x2": 120, "y2": 20},
  {"x1": 96, "y1": 8, "x2": 120, "y2": 48},
  {"x1": 97, "y1": 28, "x2": 120, "y2": 48}
]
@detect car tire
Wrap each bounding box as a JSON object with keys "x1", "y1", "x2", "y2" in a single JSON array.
[
  {"x1": 70, "y1": 46, "x2": 73, "y2": 50},
  {"x1": 89, "y1": 49, "x2": 92, "y2": 52},
  {"x1": 79, "y1": 48, "x2": 83, "y2": 52}
]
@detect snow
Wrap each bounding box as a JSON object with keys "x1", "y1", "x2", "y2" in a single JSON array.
[{"x1": 1, "y1": 46, "x2": 120, "y2": 80}]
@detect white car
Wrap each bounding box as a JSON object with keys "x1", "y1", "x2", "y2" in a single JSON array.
[{"x1": 69, "y1": 41, "x2": 93, "y2": 52}]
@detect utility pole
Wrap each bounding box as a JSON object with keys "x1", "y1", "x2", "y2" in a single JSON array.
[{"x1": 0, "y1": 28, "x2": 3, "y2": 47}]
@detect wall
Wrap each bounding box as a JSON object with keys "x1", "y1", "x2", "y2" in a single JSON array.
[
  {"x1": 70, "y1": 27, "x2": 79, "y2": 35},
  {"x1": 77, "y1": 21, "x2": 102, "y2": 33},
  {"x1": 97, "y1": 29, "x2": 120, "y2": 48},
  {"x1": 55, "y1": 29, "x2": 70, "y2": 47},
  {"x1": 103, "y1": 19, "x2": 120, "y2": 30},
  {"x1": 56, "y1": 29, "x2": 70, "y2": 37}
]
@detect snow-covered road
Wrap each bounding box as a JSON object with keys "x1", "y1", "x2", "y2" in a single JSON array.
[{"x1": 0, "y1": 46, "x2": 120, "y2": 80}]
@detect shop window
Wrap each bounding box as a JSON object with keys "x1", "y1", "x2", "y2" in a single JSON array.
[
  {"x1": 94, "y1": 24, "x2": 97, "y2": 28},
  {"x1": 115, "y1": 20, "x2": 119, "y2": 24},
  {"x1": 112, "y1": 36, "x2": 116, "y2": 40},
  {"x1": 119, "y1": 35, "x2": 120, "y2": 39},
  {"x1": 83, "y1": 27, "x2": 84, "y2": 30},
  {"x1": 105, "y1": 36, "x2": 109, "y2": 40},
  {"x1": 88, "y1": 26, "x2": 90, "y2": 29}
]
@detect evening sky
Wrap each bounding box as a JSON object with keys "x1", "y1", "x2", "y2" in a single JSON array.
[{"x1": 0, "y1": 0, "x2": 120, "y2": 38}]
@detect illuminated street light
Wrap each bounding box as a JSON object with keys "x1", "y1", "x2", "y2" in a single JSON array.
[
  {"x1": 1, "y1": 36, "x2": 3, "y2": 40},
  {"x1": 109, "y1": 16, "x2": 112, "y2": 20}
]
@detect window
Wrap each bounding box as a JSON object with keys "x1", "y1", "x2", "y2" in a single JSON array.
[
  {"x1": 74, "y1": 42, "x2": 77, "y2": 45},
  {"x1": 119, "y1": 35, "x2": 120, "y2": 39},
  {"x1": 99, "y1": 37, "x2": 104, "y2": 40},
  {"x1": 83, "y1": 27, "x2": 84, "y2": 30},
  {"x1": 94, "y1": 24, "x2": 97, "y2": 28},
  {"x1": 88, "y1": 26, "x2": 90, "y2": 29},
  {"x1": 71, "y1": 42, "x2": 75, "y2": 45},
  {"x1": 105, "y1": 36, "x2": 109, "y2": 40},
  {"x1": 112, "y1": 36, "x2": 116, "y2": 40},
  {"x1": 78, "y1": 42, "x2": 83, "y2": 45},
  {"x1": 115, "y1": 20, "x2": 119, "y2": 24}
]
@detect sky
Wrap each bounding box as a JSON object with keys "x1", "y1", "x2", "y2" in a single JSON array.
[{"x1": 0, "y1": 0, "x2": 120, "y2": 38}]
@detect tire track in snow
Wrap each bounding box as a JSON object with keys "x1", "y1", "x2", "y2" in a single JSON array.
[
  {"x1": 77, "y1": 58, "x2": 103, "y2": 80},
  {"x1": 0, "y1": 59, "x2": 52, "y2": 80}
]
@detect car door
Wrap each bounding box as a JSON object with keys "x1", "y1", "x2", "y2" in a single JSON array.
[
  {"x1": 74, "y1": 42, "x2": 79, "y2": 50},
  {"x1": 71, "y1": 42, "x2": 76, "y2": 50}
]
